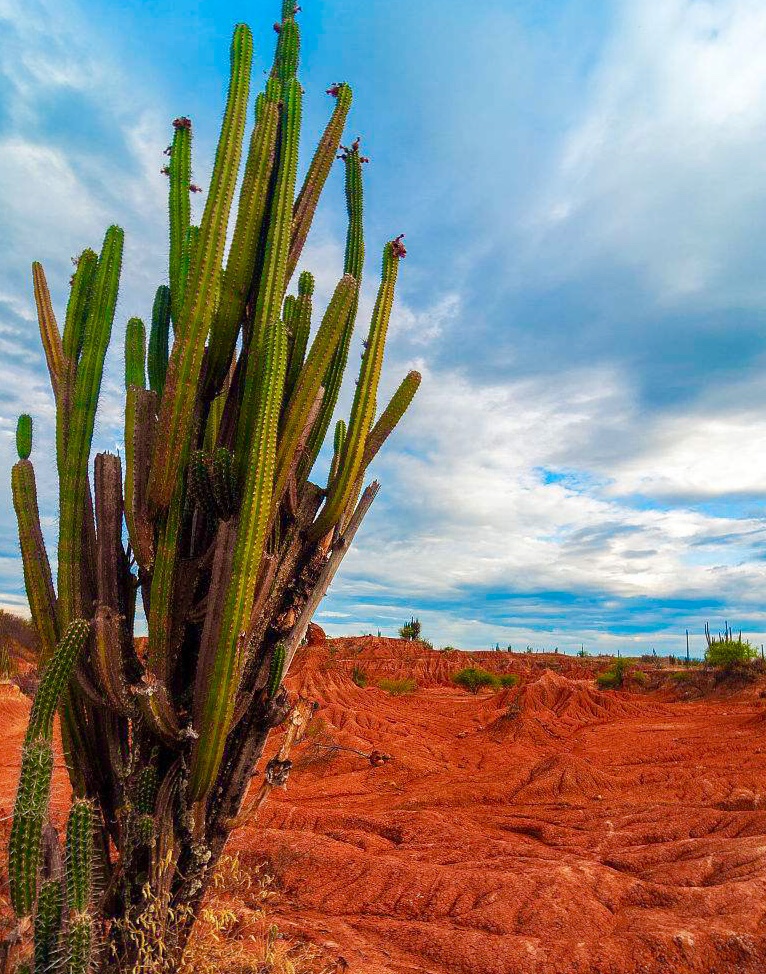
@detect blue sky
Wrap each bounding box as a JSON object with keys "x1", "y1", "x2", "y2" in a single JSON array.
[{"x1": 2, "y1": 0, "x2": 766, "y2": 654}]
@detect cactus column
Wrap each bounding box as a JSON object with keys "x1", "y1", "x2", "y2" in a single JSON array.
[{"x1": 8, "y1": 3, "x2": 420, "y2": 971}]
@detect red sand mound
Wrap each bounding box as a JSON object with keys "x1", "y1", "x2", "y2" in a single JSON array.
[
  {"x1": 250, "y1": 640, "x2": 766, "y2": 973},
  {"x1": 2, "y1": 640, "x2": 766, "y2": 973}
]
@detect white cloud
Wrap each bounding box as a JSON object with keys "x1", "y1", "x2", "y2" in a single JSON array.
[
  {"x1": 339, "y1": 362, "x2": 766, "y2": 614},
  {"x1": 532, "y1": 0, "x2": 766, "y2": 303}
]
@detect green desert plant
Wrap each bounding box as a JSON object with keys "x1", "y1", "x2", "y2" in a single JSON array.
[
  {"x1": 350, "y1": 665, "x2": 368, "y2": 687},
  {"x1": 452, "y1": 667, "x2": 518, "y2": 694},
  {"x1": 6, "y1": 6, "x2": 420, "y2": 970},
  {"x1": 378, "y1": 677, "x2": 417, "y2": 696},
  {"x1": 596, "y1": 656, "x2": 628, "y2": 690},
  {"x1": 398, "y1": 617, "x2": 421, "y2": 641},
  {"x1": 704, "y1": 621, "x2": 758, "y2": 672}
]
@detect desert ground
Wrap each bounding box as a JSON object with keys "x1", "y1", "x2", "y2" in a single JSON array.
[{"x1": 3, "y1": 633, "x2": 766, "y2": 973}]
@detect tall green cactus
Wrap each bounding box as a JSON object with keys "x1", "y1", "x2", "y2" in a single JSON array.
[{"x1": 8, "y1": 5, "x2": 419, "y2": 969}]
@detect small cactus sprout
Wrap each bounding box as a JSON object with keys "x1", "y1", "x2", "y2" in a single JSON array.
[
  {"x1": 7, "y1": 3, "x2": 420, "y2": 968},
  {"x1": 16, "y1": 414, "x2": 32, "y2": 460}
]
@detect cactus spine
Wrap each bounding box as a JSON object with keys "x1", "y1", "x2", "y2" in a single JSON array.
[{"x1": 9, "y1": 5, "x2": 419, "y2": 967}]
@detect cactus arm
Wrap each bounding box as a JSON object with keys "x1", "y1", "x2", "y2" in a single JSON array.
[
  {"x1": 148, "y1": 25, "x2": 253, "y2": 511},
  {"x1": 179, "y1": 224, "x2": 200, "y2": 300},
  {"x1": 273, "y1": 273, "x2": 356, "y2": 502},
  {"x1": 93, "y1": 455, "x2": 133, "y2": 713},
  {"x1": 93, "y1": 606, "x2": 131, "y2": 715},
  {"x1": 328, "y1": 418, "x2": 346, "y2": 485},
  {"x1": 283, "y1": 481, "x2": 379, "y2": 672},
  {"x1": 287, "y1": 83, "x2": 352, "y2": 279},
  {"x1": 189, "y1": 450, "x2": 218, "y2": 522},
  {"x1": 212, "y1": 447, "x2": 237, "y2": 519},
  {"x1": 27, "y1": 619, "x2": 90, "y2": 742},
  {"x1": 148, "y1": 284, "x2": 171, "y2": 397},
  {"x1": 304, "y1": 142, "x2": 365, "y2": 473},
  {"x1": 8, "y1": 739, "x2": 54, "y2": 916},
  {"x1": 309, "y1": 240, "x2": 402, "y2": 540},
  {"x1": 95, "y1": 452, "x2": 124, "y2": 611},
  {"x1": 189, "y1": 318, "x2": 288, "y2": 802},
  {"x1": 9, "y1": 619, "x2": 88, "y2": 916},
  {"x1": 58, "y1": 225, "x2": 124, "y2": 626},
  {"x1": 34, "y1": 877, "x2": 63, "y2": 972},
  {"x1": 64, "y1": 249, "x2": 98, "y2": 366},
  {"x1": 16, "y1": 413, "x2": 32, "y2": 460},
  {"x1": 241, "y1": 75, "x2": 302, "y2": 408},
  {"x1": 168, "y1": 117, "x2": 192, "y2": 326},
  {"x1": 145, "y1": 470, "x2": 186, "y2": 708},
  {"x1": 11, "y1": 459, "x2": 58, "y2": 662},
  {"x1": 266, "y1": 643, "x2": 285, "y2": 698},
  {"x1": 362, "y1": 370, "x2": 421, "y2": 468},
  {"x1": 58, "y1": 250, "x2": 98, "y2": 474},
  {"x1": 272, "y1": 15, "x2": 300, "y2": 83},
  {"x1": 284, "y1": 271, "x2": 313, "y2": 400},
  {"x1": 65, "y1": 911, "x2": 94, "y2": 974},
  {"x1": 65, "y1": 799, "x2": 93, "y2": 914},
  {"x1": 32, "y1": 261, "x2": 64, "y2": 399},
  {"x1": 124, "y1": 388, "x2": 158, "y2": 573},
  {"x1": 205, "y1": 80, "x2": 281, "y2": 398},
  {"x1": 125, "y1": 317, "x2": 147, "y2": 389}
]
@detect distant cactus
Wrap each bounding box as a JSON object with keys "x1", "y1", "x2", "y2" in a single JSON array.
[{"x1": 8, "y1": 3, "x2": 419, "y2": 969}]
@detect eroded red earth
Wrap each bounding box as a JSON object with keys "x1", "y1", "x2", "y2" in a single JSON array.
[
  {"x1": 248, "y1": 637, "x2": 766, "y2": 973},
  {"x1": 2, "y1": 637, "x2": 766, "y2": 973}
]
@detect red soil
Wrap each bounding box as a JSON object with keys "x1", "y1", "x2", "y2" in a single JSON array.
[
  {"x1": 244, "y1": 638, "x2": 766, "y2": 973},
  {"x1": 2, "y1": 640, "x2": 766, "y2": 973}
]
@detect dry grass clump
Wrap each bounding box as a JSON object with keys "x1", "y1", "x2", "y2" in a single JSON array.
[
  {"x1": 180, "y1": 855, "x2": 335, "y2": 974},
  {"x1": 378, "y1": 677, "x2": 417, "y2": 696}
]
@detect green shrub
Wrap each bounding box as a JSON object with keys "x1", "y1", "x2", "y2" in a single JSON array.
[
  {"x1": 351, "y1": 666, "x2": 367, "y2": 687},
  {"x1": 670, "y1": 670, "x2": 694, "y2": 683},
  {"x1": 399, "y1": 617, "x2": 421, "y2": 641},
  {"x1": 452, "y1": 667, "x2": 518, "y2": 694},
  {"x1": 705, "y1": 636, "x2": 758, "y2": 671},
  {"x1": 596, "y1": 656, "x2": 627, "y2": 690},
  {"x1": 378, "y1": 677, "x2": 416, "y2": 695},
  {"x1": 631, "y1": 669, "x2": 647, "y2": 686}
]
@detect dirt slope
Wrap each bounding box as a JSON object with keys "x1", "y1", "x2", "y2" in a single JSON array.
[
  {"x1": 1, "y1": 640, "x2": 766, "y2": 973},
  {"x1": 243, "y1": 638, "x2": 766, "y2": 973}
]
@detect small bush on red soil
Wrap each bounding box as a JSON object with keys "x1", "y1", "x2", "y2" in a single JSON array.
[
  {"x1": 705, "y1": 636, "x2": 758, "y2": 672},
  {"x1": 596, "y1": 657, "x2": 628, "y2": 690},
  {"x1": 379, "y1": 677, "x2": 417, "y2": 695},
  {"x1": 351, "y1": 666, "x2": 368, "y2": 687},
  {"x1": 452, "y1": 667, "x2": 518, "y2": 694}
]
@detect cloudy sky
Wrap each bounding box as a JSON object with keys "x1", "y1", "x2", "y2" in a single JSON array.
[{"x1": 2, "y1": 0, "x2": 766, "y2": 654}]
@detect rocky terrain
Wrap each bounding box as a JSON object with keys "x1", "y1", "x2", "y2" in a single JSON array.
[{"x1": 3, "y1": 634, "x2": 766, "y2": 973}]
